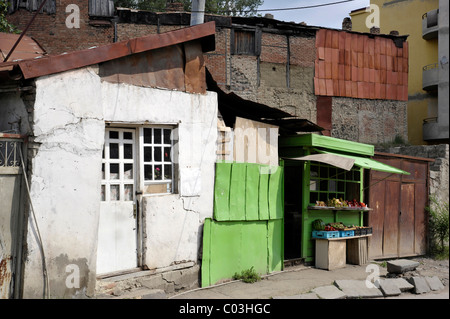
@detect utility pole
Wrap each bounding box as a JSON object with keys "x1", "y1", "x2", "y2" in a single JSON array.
[{"x1": 190, "y1": 0, "x2": 205, "y2": 26}]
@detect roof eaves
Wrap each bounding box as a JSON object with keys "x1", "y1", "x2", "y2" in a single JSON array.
[{"x1": 16, "y1": 21, "x2": 216, "y2": 80}]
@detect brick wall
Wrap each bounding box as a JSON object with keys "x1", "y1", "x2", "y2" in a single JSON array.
[{"x1": 7, "y1": 0, "x2": 113, "y2": 55}]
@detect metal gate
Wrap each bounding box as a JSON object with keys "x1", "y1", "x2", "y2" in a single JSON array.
[
  {"x1": 0, "y1": 134, "x2": 25, "y2": 299},
  {"x1": 367, "y1": 152, "x2": 432, "y2": 259}
]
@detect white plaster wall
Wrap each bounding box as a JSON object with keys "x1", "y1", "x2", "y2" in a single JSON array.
[
  {"x1": 22, "y1": 67, "x2": 217, "y2": 298},
  {"x1": 22, "y1": 67, "x2": 104, "y2": 298},
  {"x1": 101, "y1": 81, "x2": 218, "y2": 269}
]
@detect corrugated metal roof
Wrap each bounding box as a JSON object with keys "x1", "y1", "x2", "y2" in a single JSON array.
[{"x1": 0, "y1": 21, "x2": 216, "y2": 80}]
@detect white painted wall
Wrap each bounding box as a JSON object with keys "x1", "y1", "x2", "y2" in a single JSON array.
[
  {"x1": 20, "y1": 66, "x2": 217, "y2": 298},
  {"x1": 101, "y1": 80, "x2": 218, "y2": 270}
]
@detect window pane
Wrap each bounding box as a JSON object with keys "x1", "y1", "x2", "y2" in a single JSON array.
[
  {"x1": 124, "y1": 143, "x2": 133, "y2": 159},
  {"x1": 101, "y1": 163, "x2": 105, "y2": 179},
  {"x1": 154, "y1": 129, "x2": 162, "y2": 144},
  {"x1": 164, "y1": 164, "x2": 172, "y2": 180},
  {"x1": 110, "y1": 185, "x2": 119, "y2": 201},
  {"x1": 154, "y1": 165, "x2": 162, "y2": 180},
  {"x1": 123, "y1": 132, "x2": 133, "y2": 140},
  {"x1": 109, "y1": 131, "x2": 119, "y2": 139},
  {"x1": 163, "y1": 129, "x2": 171, "y2": 144},
  {"x1": 101, "y1": 185, "x2": 105, "y2": 201},
  {"x1": 109, "y1": 143, "x2": 119, "y2": 159},
  {"x1": 154, "y1": 147, "x2": 162, "y2": 162},
  {"x1": 124, "y1": 164, "x2": 133, "y2": 179},
  {"x1": 144, "y1": 146, "x2": 152, "y2": 162},
  {"x1": 164, "y1": 147, "x2": 171, "y2": 162},
  {"x1": 144, "y1": 165, "x2": 153, "y2": 180},
  {"x1": 110, "y1": 163, "x2": 119, "y2": 180},
  {"x1": 124, "y1": 184, "x2": 133, "y2": 201},
  {"x1": 144, "y1": 128, "x2": 152, "y2": 144}
]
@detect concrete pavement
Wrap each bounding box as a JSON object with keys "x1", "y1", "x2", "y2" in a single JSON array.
[{"x1": 167, "y1": 262, "x2": 448, "y2": 299}]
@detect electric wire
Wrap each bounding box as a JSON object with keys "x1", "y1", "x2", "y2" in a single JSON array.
[
  {"x1": 127, "y1": 0, "x2": 357, "y2": 15},
  {"x1": 19, "y1": 147, "x2": 50, "y2": 299}
]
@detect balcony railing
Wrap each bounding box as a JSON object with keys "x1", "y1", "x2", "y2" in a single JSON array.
[
  {"x1": 422, "y1": 63, "x2": 439, "y2": 91},
  {"x1": 422, "y1": 9, "x2": 439, "y2": 40}
]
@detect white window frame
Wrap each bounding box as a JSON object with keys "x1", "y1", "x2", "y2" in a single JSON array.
[
  {"x1": 101, "y1": 128, "x2": 136, "y2": 202},
  {"x1": 138, "y1": 125, "x2": 176, "y2": 195}
]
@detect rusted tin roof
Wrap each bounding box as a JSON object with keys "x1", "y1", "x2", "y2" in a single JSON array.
[
  {"x1": 0, "y1": 21, "x2": 215, "y2": 80},
  {"x1": 0, "y1": 32, "x2": 46, "y2": 72}
]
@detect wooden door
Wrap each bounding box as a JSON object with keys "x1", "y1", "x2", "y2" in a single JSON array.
[{"x1": 368, "y1": 154, "x2": 430, "y2": 259}]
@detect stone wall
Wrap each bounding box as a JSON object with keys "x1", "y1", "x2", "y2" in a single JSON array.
[{"x1": 332, "y1": 97, "x2": 408, "y2": 145}]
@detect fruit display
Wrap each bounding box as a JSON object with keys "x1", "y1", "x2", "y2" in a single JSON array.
[
  {"x1": 315, "y1": 201, "x2": 327, "y2": 207},
  {"x1": 345, "y1": 199, "x2": 367, "y2": 208},
  {"x1": 312, "y1": 219, "x2": 326, "y2": 231},
  {"x1": 313, "y1": 198, "x2": 368, "y2": 209}
]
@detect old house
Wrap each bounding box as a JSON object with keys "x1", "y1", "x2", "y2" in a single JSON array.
[
  {"x1": 6, "y1": 1, "x2": 410, "y2": 146},
  {"x1": 2, "y1": 0, "x2": 441, "y2": 297},
  {"x1": 0, "y1": 22, "x2": 218, "y2": 298}
]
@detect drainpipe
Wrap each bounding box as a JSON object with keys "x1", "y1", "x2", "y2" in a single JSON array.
[{"x1": 190, "y1": 0, "x2": 205, "y2": 26}]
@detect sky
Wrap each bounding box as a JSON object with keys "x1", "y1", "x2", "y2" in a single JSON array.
[{"x1": 256, "y1": 0, "x2": 370, "y2": 29}]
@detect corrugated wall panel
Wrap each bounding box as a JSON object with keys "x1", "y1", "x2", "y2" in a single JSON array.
[
  {"x1": 314, "y1": 29, "x2": 408, "y2": 101},
  {"x1": 213, "y1": 162, "x2": 283, "y2": 221}
]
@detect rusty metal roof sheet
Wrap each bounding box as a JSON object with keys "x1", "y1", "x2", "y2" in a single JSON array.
[
  {"x1": 0, "y1": 32, "x2": 46, "y2": 72},
  {"x1": 0, "y1": 32, "x2": 46, "y2": 61},
  {"x1": 0, "y1": 21, "x2": 215, "y2": 80}
]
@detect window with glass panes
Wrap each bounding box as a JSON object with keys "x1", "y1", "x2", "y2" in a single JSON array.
[
  {"x1": 141, "y1": 127, "x2": 174, "y2": 194},
  {"x1": 309, "y1": 162, "x2": 362, "y2": 205},
  {"x1": 101, "y1": 128, "x2": 136, "y2": 202}
]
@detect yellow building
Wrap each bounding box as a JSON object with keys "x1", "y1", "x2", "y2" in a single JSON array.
[{"x1": 350, "y1": 0, "x2": 449, "y2": 145}]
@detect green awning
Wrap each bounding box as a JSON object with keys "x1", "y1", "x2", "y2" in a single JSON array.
[{"x1": 316, "y1": 150, "x2": 410, "y2": 175}]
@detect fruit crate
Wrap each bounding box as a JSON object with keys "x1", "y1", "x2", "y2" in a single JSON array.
[
  {"x1": 354, "y1": 227, "x2": 372, "y2": 235},
  {"x1": 339, "y1": 230, "x2": 354, "y2": 237},
  {"x1": 312, "y1": 231, "x2": 340, "y2": 239}
]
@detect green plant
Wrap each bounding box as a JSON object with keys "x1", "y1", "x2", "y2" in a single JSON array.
[
  {"x1": 233, "y1": 266, "x2": 261, "y2": 283},
  {"x1": 426, "y1": 196, "x2": 449, "y2": 256},
  {"x1": 1, "y1": 0, "x2": 20, "y2": 33}
]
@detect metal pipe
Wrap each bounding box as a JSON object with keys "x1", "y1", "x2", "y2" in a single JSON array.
[
  {"x1": 3, "y1": 0, "x2": 48, "y2": 62},
  {"x1": 190, "y1": 0, "x2": 205, "y2": 26}
]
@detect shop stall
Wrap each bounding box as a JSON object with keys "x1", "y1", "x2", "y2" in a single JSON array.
[{"x1": 279, "y1": 134, "x2": 409, "y2": 267}]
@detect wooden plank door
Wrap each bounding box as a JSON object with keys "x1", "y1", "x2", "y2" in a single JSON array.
[
  {"x1": 399, "y1": 183, "x2": 415, "y2": 256},
  {"x1": 383, "y1": 180, "x2": 400, "y2": 258}
]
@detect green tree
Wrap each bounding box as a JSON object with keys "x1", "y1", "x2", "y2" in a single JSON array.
[
  {"x1": 1, "y1": 0, "x2": 19, "y2": 33},
  {"x1": 114, "y1": 0, "x2": 264, "y2": 16}
]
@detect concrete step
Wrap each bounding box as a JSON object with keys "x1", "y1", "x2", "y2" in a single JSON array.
[
  {"x1": 387, "y1": 259, "x2": 420, "y2": 274},
  {"x1": 334, "y1": 279, "x2": 383, "y2": 298}
]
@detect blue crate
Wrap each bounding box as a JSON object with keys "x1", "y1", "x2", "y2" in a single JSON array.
[
  {"x1": 339, "y1": 230, "x2": 355, "y2": 237},
  {"x1": 312, "y1": 231, "x2": 340, "y2": 239}
]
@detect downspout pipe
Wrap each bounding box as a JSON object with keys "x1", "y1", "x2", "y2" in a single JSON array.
[{"x1": 190, "y1": 0, "x2": 206, "y2": 26}]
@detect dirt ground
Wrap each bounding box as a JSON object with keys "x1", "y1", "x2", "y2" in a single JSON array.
[{"x1": 406, "y1": 256, "x2": 449, "y2": 286}]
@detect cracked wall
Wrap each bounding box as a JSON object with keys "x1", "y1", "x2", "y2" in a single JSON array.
[{"x1": 6, "y1": 64, "x2": 217, "y2": 298}]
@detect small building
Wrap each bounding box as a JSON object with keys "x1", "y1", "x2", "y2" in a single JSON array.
[
  {"x1": 0, "y1": 22, "x2": 218, "y2": 298},
  {"x1": 279, "y1": 133, "x2": 410, "y2": 262}
]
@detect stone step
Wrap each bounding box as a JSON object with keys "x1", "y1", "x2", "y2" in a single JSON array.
[
  {"x1": 334, "y1": 279, "x2": 383, "y2": 298},
  {"x1": 387, "y1": 259, "x2": 420, "y2": 274}
]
